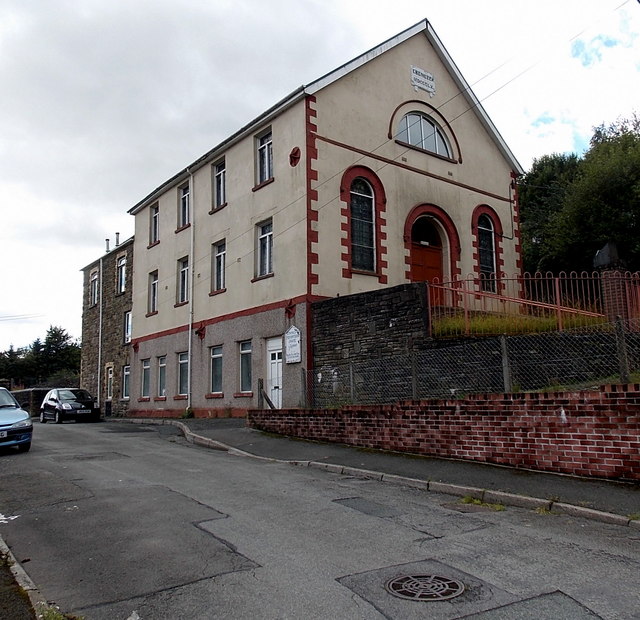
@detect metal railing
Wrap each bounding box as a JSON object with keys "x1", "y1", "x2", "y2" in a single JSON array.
[{"x1": 428, "y1": 271, "x2": 640, "y2": 337}]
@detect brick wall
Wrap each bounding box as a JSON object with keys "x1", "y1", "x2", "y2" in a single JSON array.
[{"x1": 248, "y1": 384, "x2": 640, "y2": 480}]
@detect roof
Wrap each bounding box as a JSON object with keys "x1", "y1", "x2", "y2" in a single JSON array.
[{"x1": 128, "y1": 19, "x2": 523, "y2": 215}]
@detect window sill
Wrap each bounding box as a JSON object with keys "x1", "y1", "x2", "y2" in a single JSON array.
[
  {"x1": 209, "y1": 202, "x2": 227, "y2": 214},
  {"x1": 205, "y1": 393, "x2": 224, "y2": 399},
  {"x1": 209, "y1": 288, "x2": 226, "y2": 297},
  {"x1": 173, "y1": 395, "x2": 188, "y2": 401},
  {"x1": 394, "y1": 139, "x2": 458, "y2": 164},
  {"x1": 153, "y1": 396, "x2": 167, "y2": 402},
  {"x1": 234, "y1": 392, "x2": 253, "y2": 398},
  {"x1": 175, "y1": 223, "x2": 191, "y2": 234},
  {"x1": 350, "y1": 268, "x2": 380, "y2": 277},
  {"x1": 146, "y1": 311, "x2": 158, "y2": 318},
  {"x1": 252, "y1": 178, "x2": 274, "y2": 192},
  {"x1": 138, "y1": 397, "x2": 151, "y2": 403},
  {"x1": 174, "y1": 301, "x2": 189, "y2": 308},
  {"x1": 147, "y1": 240, "x2": 160, "y2": 249},
  {"x1": 251, "y1": 273, "x2": 274, "y2": 283}
]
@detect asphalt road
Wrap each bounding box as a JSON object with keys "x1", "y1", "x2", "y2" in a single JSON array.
[{"x1": 1, "y1": 421, "x2": 639, "y2": 619}]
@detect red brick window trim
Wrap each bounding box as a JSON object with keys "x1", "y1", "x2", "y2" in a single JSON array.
[
  {"x1": 339, "y1": 166, "x2": 387, "y2": 284},
  {"x1": 471, "y1": 205, "x2": 504, "y2": 293}
]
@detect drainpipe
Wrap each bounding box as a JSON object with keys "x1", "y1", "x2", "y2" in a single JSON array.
[
  {"x1": 96, "y1": 255, "x2": 104, "y2": 407},
  {"x1": 187, "y1": 169, "x2": 195, "y2": 411}
]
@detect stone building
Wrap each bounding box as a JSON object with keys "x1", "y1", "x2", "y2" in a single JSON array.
[
  {"x1": 80, "y1": 235, "x2": 134, "y2": 416},
  {"x1": 84, "y1": 19, "x2": 524, "y2": 417}
]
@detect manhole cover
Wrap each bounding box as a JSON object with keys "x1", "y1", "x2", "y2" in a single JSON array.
[{"x1": 385, "y1": 574, "x2": 465, "y2": 601}]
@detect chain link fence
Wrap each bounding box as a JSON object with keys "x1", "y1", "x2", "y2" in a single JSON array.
[{"x1": 305, "y1": 318, "x2": 640, "y2": 407}]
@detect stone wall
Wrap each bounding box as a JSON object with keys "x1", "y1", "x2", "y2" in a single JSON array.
[
  {"x1": 312, "y1": 282, "x2": 430, "y2": 364},
  {"x1": 248, "y1": 384, "x2": 640, "y2": 481},
  {"x1": 80, "y1": 238, "x2": 133, "y2": 416}
]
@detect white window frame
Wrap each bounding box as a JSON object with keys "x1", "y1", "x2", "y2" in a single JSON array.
[
  {"x1": 177, "y1": 257, "x2": 189, "y2": 304},
  {"x1": 257, "y1": 220, "x2": 273, "y2": 277},
  {"x1": 122, "y1": 365, "x2": 130, "y2": 399},
  {"x1": 239, "y1": 340, "x2": 252, "y2": 393},
  {"x1": 141, "y1": 359, "x2": 151, "y2": 398},
  {"x1": 123, "y1": 311, "x2": 132, "y2": 344},
  {"x1": 213, "y1": 159, "x2": 226, "y2": 208},
  {"x1": 178, "y1": 183, "x2": 190, "y2": 228},
  {"x1": 397, "y1": 112, "x2": 452, "y2": 158},
  {"x1": 148, "y1": 271, "x2": 159, "y2": 313},
  {"x1": 150, "y1": 204, "x2": 159, "y2": 244},
  {"x1": 210, "y1": 345, "x2": 223, "y2": 394},
  {"x1": 257, "y1": 130, "x2": 273, "y2": 184},
  {"x1": 178, "y1": 351, "x2": 189, "y2": 396},
  {"x1": 157, "y1": 355, "x2": 166, "y2": 397},
  {"x1": 212, "y1": 240, "x2": 226, "y2": 291},
  {"x1": 116, "y1": 255, "x2": 126, "y2": 293},
  {"x1": 106, "y1": 366, "x2": 114, "y2": 400},
  {"x1": 90, "y1": 270, "x2": 99, "y2": 306}
]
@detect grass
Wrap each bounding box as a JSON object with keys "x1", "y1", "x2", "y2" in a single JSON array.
[
  {"x1": 460, "y1": 496, "x2": 506, "y2": 511},
  {"x1": 37, "y1": 604, "x2": 84, "y2": 620},
  {"x1": 432, "y1": 312, "x2": 607, "y2": 338}
]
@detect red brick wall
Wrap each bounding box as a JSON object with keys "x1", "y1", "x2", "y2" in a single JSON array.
[{"x1": 248, "y1": 385, "x2": 640, "y2": 480}]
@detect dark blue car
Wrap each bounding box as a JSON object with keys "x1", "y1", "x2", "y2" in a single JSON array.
[{"x1": 0, "y1": 387, "x2": 33, "y2": 453}]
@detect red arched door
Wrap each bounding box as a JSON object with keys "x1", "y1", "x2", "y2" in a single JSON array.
[{"x1": 410, "y1": 217, "x2": 443, "y2": 283}]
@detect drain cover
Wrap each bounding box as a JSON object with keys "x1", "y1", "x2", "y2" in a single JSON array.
[{"x1": 385, "y1": 574, "x2": 465, "y2": 601}]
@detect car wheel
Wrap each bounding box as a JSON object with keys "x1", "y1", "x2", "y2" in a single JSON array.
[
  {"x1": 39, "y1": 411, "x2": 46, "y2": 423},
  {"x1": 18, "y1": 442, "x2": 31, "y2": 452},
  {"x1": 54, "y1": 411, "x2": 62, "y2": 424}
]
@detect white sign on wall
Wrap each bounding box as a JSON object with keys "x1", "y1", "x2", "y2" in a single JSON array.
[
  {"x1": 284, "y1": 325, "x2": 301, "y2": 364},
  {"x1": 411, "y1": 65, "x2": 436, "y2": 97}
]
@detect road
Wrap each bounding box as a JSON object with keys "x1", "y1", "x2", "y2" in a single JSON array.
[{"x1": 1, "y1": 421, "x2": 639, "y2": 619}]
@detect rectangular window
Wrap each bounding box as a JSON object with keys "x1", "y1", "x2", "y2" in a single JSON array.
[
  {"x1": 178, "y1": 352, "x2": 189, "y2": 395},
  {"x1": 257, "y1": 220, "x2": 273, "y2": 277},
  {"x1": 141, "y1": 359, "x2": 151, "y2": 398},
  {"x1": 123, "y1": 311, "x2": 132, "y2": 344},
  {"x1": 106, "y1": 366, "x2": 114, "y2": 400},
  {"x1": 116, "y1": 255, "x2": 126, "y2": 293},
  {"x1": 90, "y1": 270, "x2": 99, "y2": 306},
  {"x1": 210, "y1": 346, "x2": 223, "y2": 393},
  {"x1": 157, "y1": 355, "x2": 166, "y2": 397},
  {"x1": 257, "y1": 130, "x2": 273, "y2": 184},
  {"x1": 148, "y1": 270, "x2": 159, "y2": 314},
  {"x1": 212, "y1": 240, "x2": 226, "y2": 291},
  {"x1": 150, "y1": 204, "x2": 159, "y2": 245},
  {"x1": 213, "y1": 159, "x2": 226, "y2": 208},
  {"x1": 178, "y1": 183, "x2": 190, "y2": 228},
  {"x1": 239, "y1": 341, "x2": 252, "y2": 393},
  {"x1": 177, "y1": 257, "x2": 189, "y2": 304},
  {"x1": 122, "y1": 365, "x2": 130, "y2": 399}
]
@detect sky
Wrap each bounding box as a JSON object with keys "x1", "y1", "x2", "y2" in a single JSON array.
[{"x1": 0, "y1": 0, "x2": 638, "y2": 352}]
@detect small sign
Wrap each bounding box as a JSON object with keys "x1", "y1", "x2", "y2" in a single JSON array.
[
  {"x1": 411, "y1": 65, "x2": 436, "y2": 97},
  {"x1": 284, "y1": 326, "x2": 301, "y2": 364}
]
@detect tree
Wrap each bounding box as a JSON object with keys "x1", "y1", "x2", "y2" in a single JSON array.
[
  {"x1": 0, "y1": 326, "x2": 80, "y2": 388},
  {"x1": 519, "y1": 114, "x2": 640, "y2": 273},
  {"x1": 518, "y1": 153, "x2": 580, "y2": 273}
]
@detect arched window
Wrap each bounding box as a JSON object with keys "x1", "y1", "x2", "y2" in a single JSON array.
[
  {"x1": 350, "y1": 178, "x2": 375, "y2": 272},
  {"x1": 397, "y1": 112, "x2": 452, "y2": 158},
  {"x1": 477, "y1": 214, "x2": 496, "y2": 291}
]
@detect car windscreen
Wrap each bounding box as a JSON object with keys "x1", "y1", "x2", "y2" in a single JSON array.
[
  {"x1": 0, "y1": 390, "x2": 18, "y2": 407},
  {"x1": 59, "y1": 389, "x2": 93, "y2": 401}
]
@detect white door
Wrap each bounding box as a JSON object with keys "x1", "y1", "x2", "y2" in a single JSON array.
[{"x1": 266, "y1": 337, "x2": 283, "y2": 408}]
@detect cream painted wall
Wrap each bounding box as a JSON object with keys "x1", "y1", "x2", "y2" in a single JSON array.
[
  {"x1": 309, "y1": 32, "x2": 519, "y2": 298},
  {"x1": 131, "y1": 103, "x2": 308, "y2": 340}
]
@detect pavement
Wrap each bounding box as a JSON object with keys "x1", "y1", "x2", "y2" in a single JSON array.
[
  {"x1": 2, "y1": 416, "x2": 639, "y2": 619},
  {"x1": 165, "y1": 417, "x2": 640, "y2": 527}
]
